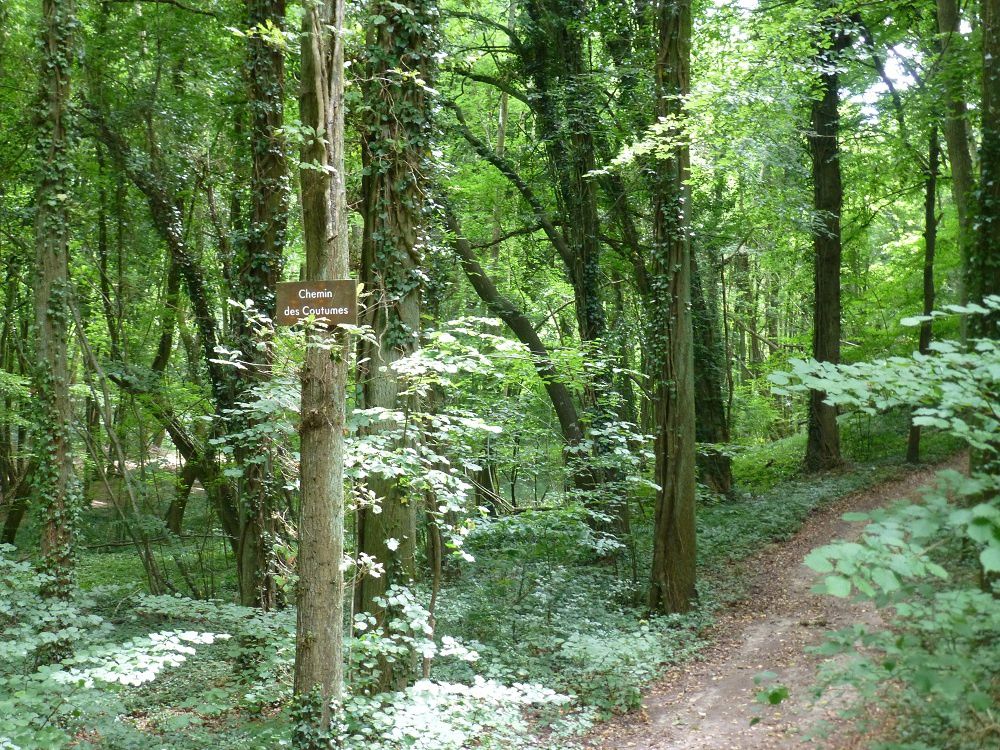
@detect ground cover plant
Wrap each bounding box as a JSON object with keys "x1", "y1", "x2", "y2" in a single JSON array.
[
  {"x1": 2, "y1": 0, "x2": 998, "y2": 747},
  {"x1": 0, "y1": 406, "x2": 966, "y2": 748}
]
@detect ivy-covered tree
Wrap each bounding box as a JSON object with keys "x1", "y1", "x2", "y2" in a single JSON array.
[
  {"x1": 354, "y1": 0, "x2": 437, "y2": 692},
  {"x1": 976, "y1": 0, "x2": 1000, "y2": 339},
  {"x1": 33, "y1": 0, "x2": 77, "y2": 605}
]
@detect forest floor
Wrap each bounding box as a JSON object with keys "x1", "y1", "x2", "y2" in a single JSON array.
[{"x1": 585, "y1": 457, "x2": 962, "y2": 750}]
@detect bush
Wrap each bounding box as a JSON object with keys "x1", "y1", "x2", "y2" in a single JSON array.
[{"x1": 774, "y1": 300, "x2": 1000, "y2": 749}]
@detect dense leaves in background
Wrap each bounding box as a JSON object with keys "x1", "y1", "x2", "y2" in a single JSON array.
[{"x1": 0, "y1": 0, "x2": 996, "y2": 748}]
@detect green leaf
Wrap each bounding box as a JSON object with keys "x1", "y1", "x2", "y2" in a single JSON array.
[
  {"x1": 979, "y1": 545, "x2": 1000, "y2": 573},
  {"x1": 841, "y1": 512, "x2": 870, "y2": 522},
  {"x1": 871, "y1": 568, "x2": 900, "y2": 593},
  {"x1": 804, "y1": 550, "x2": 833, "y2": 573},
  {"x1": 824, "y1": 575, "x2": 852, "y2": 598}
]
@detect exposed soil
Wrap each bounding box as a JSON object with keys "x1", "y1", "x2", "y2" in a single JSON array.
[{"x1": 586, "y1": 457, "x2": 963, "y2": 750}]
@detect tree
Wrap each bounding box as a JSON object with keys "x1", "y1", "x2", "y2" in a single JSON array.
[
  {"x1": 648, "y1": 0, "x2": 697, "y2": 615},
  {"x1": 353, "y1": 0, "x2": 437, "y2": 692},
  {"x1": 293, "y1": 0, "x2": 348, "y2": 738},
  {"x1": 906, "y1": 127, "x2": 939, "y2": 464},
  {"x1": 33, "y1": 0, "x2": 77, "y2": 604},
  {"x1": 441, "y1": 197, "x2": 587, "y2": 455},
  {"x1": 804, "y1": 15, "x2": 848, "y2": 472},
  {"x1": 975, "y1": 0, "x2": 1000, "y2": 339},
  {"x1": 936, "y1": 0, "x2": 975, "y2": 320},
  {"x1": 232, "y1": 0, "x2": 291, "y2": 610},
  {"x1": 691, "y1": 249, "x2": 732, "y2": 494}
]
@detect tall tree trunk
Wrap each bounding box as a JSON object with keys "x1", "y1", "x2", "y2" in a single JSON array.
[
  {"x1": 293, "y1": 0, "x2": 348, "y2": 737},
  {"x1": 804, "y1": 24, "x2": 847, "y2": 472},
  {"x1": 354, "y1": 0, "x2": 435, "y2": 692},
  {"x1": 648, "y1": 0, "x2": 696, "y2": 615},
  {"x1": 975, "y1": 0, "x2": 1000, "y2": 338},
  {"x1": 692, "y1": 250, "x2": 732, "y2": 494},
  {"x1": 523, "y1": 0, "x2": 606, "y2": 347},
  {"x1": 233, "y1": 0, "x2": 291, "y2": 610},
  {"x1": 33, "y1": 0, "x2": 77, "y2": 604},
  {"x1": 907, "y1": 127, "x2": 939, "y2": 464},
  {"x1": 936, "y1": 0, "x2": 975, "y2": 322},
  {"x1": 520, "y1": 0, "x2": 626, "y2": 529}
]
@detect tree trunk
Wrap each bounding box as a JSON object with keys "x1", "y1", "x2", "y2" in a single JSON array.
[
  {"x1": 232, "y1": 0, "x2": 291, "y2": 610},
  {"x1": 974, "y1": 0, "x2": 1000, "y2": 338},
  {"x1": 805, "y1": 25, "x2": 847, "y2": 472},
  {"x1": 0, "y1": 276, "x2": 31, "y2": 546},
  {"x1": 936, "y1": 0, "x2": 975, "y2": 321},
  {"x1": 648, "y1": 0, "x2": 696, "y2": 615},
  {"x1": 522, "y1": 0, "x2": 606, "y2": 347},
  {"x1": 692, "y1": 250, "x2": 732, "y2": 495},
  {"x1": 353, "y1": 0, "x2": 436, "y2": 692},
  {"x1": 292, "y1": 0, "x2": 348, "y2": 737},
  {"x1": 907, "y1": 127, "x2": 939, "y2": 464},
  {"x1": 33, "y1": 0, "x2": 77, "y2": 604}
]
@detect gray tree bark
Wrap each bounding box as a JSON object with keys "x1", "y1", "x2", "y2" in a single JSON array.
[
  {"x1": 293, "y1": 0, "x2": 348, "y2": 739},
  {"x1": 648, "y1": 0, "x2": 697, "y2": 615}
]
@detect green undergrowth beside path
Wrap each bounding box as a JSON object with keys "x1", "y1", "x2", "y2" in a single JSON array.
[
  {"x1": 703, "y1": 412, "x2": 961, "y2": 603},
  {"x1": 0, "y1": 411, "x2": 963, "y2": 750}
]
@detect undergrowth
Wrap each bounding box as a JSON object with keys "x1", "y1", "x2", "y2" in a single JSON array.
[{"x1": 0, "y1": 410, "x2": 963, "y2": 749}]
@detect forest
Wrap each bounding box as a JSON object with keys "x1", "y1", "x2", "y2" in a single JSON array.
[{"x1": 0, "y1": 0, "x2": 998, "y2": 747}]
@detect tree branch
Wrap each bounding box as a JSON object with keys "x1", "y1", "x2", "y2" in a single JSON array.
[
  {"x1": 444, "y1": 99, "x2": 575, "y2": 270},
  {"x1": 442, "y1": 66, "x2": 531, "y2": 106},
  {"x1": 439, "y1": 195, "x2": 585, "y2": 446},
  {"x1": 109, "y1": 0, "x2": 218, "y2": 18},
  {"x1": 471, "y1": 222, "x2": 546, "y2": 249},
  {"x1": 442, "y1": 10, "x2": 523, "y2": 51}
]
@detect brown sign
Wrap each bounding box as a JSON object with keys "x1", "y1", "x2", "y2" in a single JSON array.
[{"x1": 275, "y1": 280, "x2": 358, "y2": 326}]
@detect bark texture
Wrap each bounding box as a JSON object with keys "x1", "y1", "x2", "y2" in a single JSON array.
[
  {"x1": 293, "y1": 0, "x2": 348, "y2": 734},
  {"x1": 234, "y1": 0, "x2": 291, "y2": 610},
  {"x1": 648, "y1": 0, "x2": 697, "y2": 615},
  {"x1": 353, "y1": 0, "x2": 436, "y2": 692},
  {"x1": 805, "y1": 25, "x2": 847, "y2": 472},
  {"x1": 34, "y1": 0, "x2": 77, "y2": 602}
]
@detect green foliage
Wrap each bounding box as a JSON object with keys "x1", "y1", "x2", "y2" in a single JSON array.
[
  {"x1": 774, "y1": 303, "x2": 1000, "y2": 749},
  {"x1": 436, "y1": 506, "x2": 703, "y2": 716},
  {"x1": 336, "y1": 678, "x2": 577, "y2": 750}
]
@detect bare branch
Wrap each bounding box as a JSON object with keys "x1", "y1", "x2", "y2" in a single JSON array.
[
  {"x1": 442, "y1": 10, "x2": 523, "y2": 51},
  {"x1": 109, "y1": 0, "x2": 218, "y2": 18},
  {"x1": 471, "y1": 222, "x2": 546, "y2": 249},
  {"x1": 444, "y1": 98, "x2": 575, "y2": 270},
  {"x1": 442, "y1": 65, "x2": 531, "y2": 106}
]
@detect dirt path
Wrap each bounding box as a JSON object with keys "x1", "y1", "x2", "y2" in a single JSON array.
[{"x1": 586, "y1": 459, "x2": 961, "y2": 750}]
